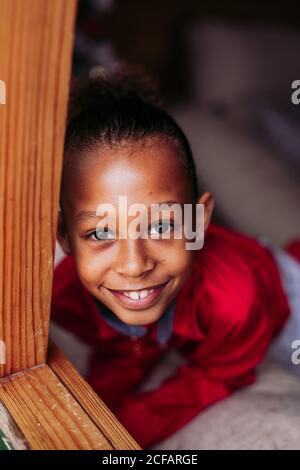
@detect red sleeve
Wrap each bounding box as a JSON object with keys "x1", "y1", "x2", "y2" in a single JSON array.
[
  {"x1": 116, "y1": 293, "x2": 273, "y2": 449},
  {"x1": 284, "y1": 238, "x2": 300, "y2": 263}
]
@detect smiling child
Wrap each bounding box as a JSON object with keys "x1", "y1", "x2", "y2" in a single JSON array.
[{"x1": 51, "y1": 67, "x2": 300, "y2": 449}]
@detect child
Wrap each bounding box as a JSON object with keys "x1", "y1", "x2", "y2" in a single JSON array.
[{"x1": 51, "y1": 67, "x2": 300, "y2": 449}]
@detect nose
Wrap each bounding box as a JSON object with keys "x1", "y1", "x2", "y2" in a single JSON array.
[{"x1": 115, "y1": 239, "x2": 155, "y2": 278}]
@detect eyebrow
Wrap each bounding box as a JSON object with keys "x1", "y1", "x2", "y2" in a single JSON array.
[
  {"x1": 75, "y1": 201, "x2": 182, "y2": 222},
  {"x1": 75, "y1": 211, "x2": 101, "y2": 222}
]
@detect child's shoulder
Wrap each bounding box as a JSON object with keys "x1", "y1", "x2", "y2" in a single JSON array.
[
  {"x1": 191, "y1": 222, "x2": 284, "y2": 329},
  {"x1": 204, "y1": 222, "x2": 271, "y2": 261},
  {"x1": 198, "y1": 222, "x2": 267, "y2": 293}
]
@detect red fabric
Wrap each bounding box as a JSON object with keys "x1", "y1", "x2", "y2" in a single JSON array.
[
  {"x1": 51, "y1": 223, "x2": 293, "y2": 448},
  {"x1": 284, "y1": 238, "x2": 300, "y2": 263}
]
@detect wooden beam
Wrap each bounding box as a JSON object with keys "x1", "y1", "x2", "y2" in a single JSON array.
[
  {"x1": 48, "y1": 342, "x2": 141, "y2": 450},
  {"x1": 0, "y1": 365, "x2": 113, "y2": 450},
  {"x1": 0, "y1": 0, "x2": 77, "y2": 376},
  {"x1": 0, "y1": 343, "x2": 140, "y2": 450}
]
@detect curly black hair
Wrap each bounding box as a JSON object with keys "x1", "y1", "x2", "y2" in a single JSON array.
[{"x1": 61, "y1": 65, "x2": 199, "y2": 210}]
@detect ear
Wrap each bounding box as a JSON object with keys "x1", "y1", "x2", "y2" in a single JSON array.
[
  {"x1": 57, "y1": 210, "x2": 72, "y2": 255},
  {"x1": 197, "y1": 192, "x2": 215, "y2": 232}
]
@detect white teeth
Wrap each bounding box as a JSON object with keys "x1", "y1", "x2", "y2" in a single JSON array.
[
  {"x1": 139, "y1": 290, "x2": 149, "y2": 299},
  {"x1": 129, "y1": 291, "x2": 140, "y2": 300},
  {"x1": 123, "y1": 292, "x2": 131, "y2": 298},
  {"x1": 121, "y1": 288, "x2": 155, "y2": 300}
]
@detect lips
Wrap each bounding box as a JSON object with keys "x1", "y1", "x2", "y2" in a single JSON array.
[{"x1": 105, "y1": 280, "x2": 171, "y2": 310}]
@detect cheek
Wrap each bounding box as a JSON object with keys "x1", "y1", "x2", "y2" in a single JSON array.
[
  {"x1": 160, "y1": 242, "x2": 194, "y2": 277},
  {"x1": 76, "y1": 262, "x2": 101, "y2": 288},
  {"x1": 74, "y1": 247, "x2": 111, "y2": 287}
]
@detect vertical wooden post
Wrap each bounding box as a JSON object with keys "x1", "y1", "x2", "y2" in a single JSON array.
[
  {"x1": 0, "y1": 0, "x2": 140, "y2": 449},
  {"x1": 0, "y1": 0, "x2": 76, "y2": 376}
]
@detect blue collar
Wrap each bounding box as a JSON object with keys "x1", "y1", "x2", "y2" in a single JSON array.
[{"x1": 94, "y1": 297, "x2": 176, "y2": 346}]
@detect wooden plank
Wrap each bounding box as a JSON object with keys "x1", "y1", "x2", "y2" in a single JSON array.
[
  {"x1": 48, "y1": 342, "x2": 141, "y2": 450},
  {"x1": 0, "y1": 365, "x2": 113, "y2": 450},
  {"x1": 0, "y1": 0, "x2": 77, "y2": 376}
]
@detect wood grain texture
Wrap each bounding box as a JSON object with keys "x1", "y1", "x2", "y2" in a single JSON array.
[
  {"x1": 48, "y1": 342, "x2": 141, "y2": 450},
  {"x1": 0, "y1": 0, "x2": 77, "y2": 376},
  {"x1": 0, "y1": 365, "x2": 113, "y2": 450}
]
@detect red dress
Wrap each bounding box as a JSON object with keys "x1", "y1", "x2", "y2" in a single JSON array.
[{"x1": 51, "y1": 223, "x2": 298, "y2": 448}]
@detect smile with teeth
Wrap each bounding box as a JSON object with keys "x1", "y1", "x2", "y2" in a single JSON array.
[
  {"x1": 106, "y1": 280, "x2": 170, "y2": 309},
  {"x1": 121, "y1": 288, "x2": 154, "y2": 300}
]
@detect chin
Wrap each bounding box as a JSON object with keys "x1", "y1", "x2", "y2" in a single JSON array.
[{"x1": 116, "y1": 308, "x2": 163, "y2": 326}]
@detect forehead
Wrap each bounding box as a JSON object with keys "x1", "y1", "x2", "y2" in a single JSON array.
[{"x1": 63, "y1": 138, "x2": 192, "y2": 214}]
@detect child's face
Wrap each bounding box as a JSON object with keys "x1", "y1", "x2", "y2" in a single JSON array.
[{"x1": 58, "y1": 138, "x2": 213, "y2": 326}]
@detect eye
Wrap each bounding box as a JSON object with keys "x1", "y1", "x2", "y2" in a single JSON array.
[
  {"x1": 88, "y1": 227, "x2": 115, "y2": 242},
  {"x1": 149, "y1": 221, "x2": 174, "y2": 237}
]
